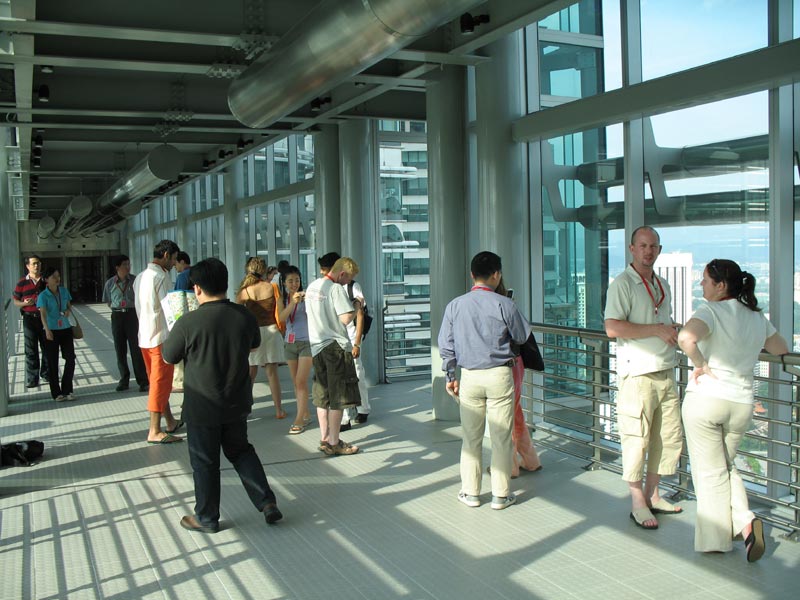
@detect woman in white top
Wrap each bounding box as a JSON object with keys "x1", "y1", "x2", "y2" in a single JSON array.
[{"x1": 678, "y1": 259, "x2": 788, "y2": 562}]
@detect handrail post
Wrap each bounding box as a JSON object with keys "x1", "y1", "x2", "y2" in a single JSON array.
[{"x1": 582, "y1": 337, "x2": 603, "y2": 470}]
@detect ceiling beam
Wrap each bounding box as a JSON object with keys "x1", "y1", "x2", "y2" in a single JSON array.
[
  {"x1": 3, "y1": 53, "x2": 218, "y2": 75},
  {"x1": 0, "y1": 18, "x2": 274, "y2": 47},
  {"x1": 389, "y1": 49, "x2": 489, "y2": 66},
  {"x1": 15, "y1": 122, "x2": 291, "y2": 134}
]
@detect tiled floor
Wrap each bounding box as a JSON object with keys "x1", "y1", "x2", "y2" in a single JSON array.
[{"x1": 1, "y1": 304, "x2": 798, "y2": 599}]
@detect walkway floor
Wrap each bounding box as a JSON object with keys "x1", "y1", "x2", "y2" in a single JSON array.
[{"x1": 1, "y1": 304, "x2": 798, "y2": 599}]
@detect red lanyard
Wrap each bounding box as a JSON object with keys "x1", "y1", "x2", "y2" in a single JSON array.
[
  {"x1": 288, "y1": 303, "x2": 298, "y2": 324},
  {"x1": 115, "y1": 277, "x2": 128, "y2": 295},
  {"x1": 471, "y1": 285, "x2": 493, "y2": 292},
  {"x1": 632, "y1": 265, "x2": 665, "y2": 315}
]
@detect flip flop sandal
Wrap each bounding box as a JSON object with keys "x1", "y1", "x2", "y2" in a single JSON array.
[
  {"x1": 630, "y1": 508, "x2": 659, "y2": 530},
  {"x1": 147, "y1": 433, "x2": 183, "y2": 444},
  {"x1": 649, "y1": 498, "x2": 683, "y2": 514},
  {"x1": 289, "y1": 424, "x2": 305, "y2": 435}
]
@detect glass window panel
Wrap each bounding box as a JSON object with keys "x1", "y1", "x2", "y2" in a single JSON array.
[
  {"x1": 274, "y1": 139, "x2": 290, "y2": 190},
  {"x1": 539, "y1": 0, "x2": 601, "y2": 34},
  {"x1": 274, "y1": 200, "x2": 291, "y2": 265},
  {"x1": 298, "y1": 194, "x2": 316, "y2": 286},
  {"x1": 207, "y1": 174, "x2": 222, "y2": 209},
  {"x1": 541, "y1": 124, "x2": 619, "y2": 437},
  {"x1": 646, "y1": 93, "x2": 769, "y2": 314},
  {"x1": 641, "y1": 0, "x2": 767, "y2": 81},
  {"x1": 539, "y1": 41, "x2": 602, "y2": 99},
  {"x1": 254, "y1": 150, "x2": 268, "y2": 195},
  {"x1": 796, "y1": 108, "x2": 800, "y2": 351},
  {"x1": 255, "y1": 205, "x2": 270, "y2": 258},
  {"x1": 795, "y1": 0, "x2": 800, "y2": 38},
  {"x1": 243, "y1": 155, "x2": 251, "y2": 196},
  {"x1": 297, "y1": 134, "x2": 314, "y2": 180}
]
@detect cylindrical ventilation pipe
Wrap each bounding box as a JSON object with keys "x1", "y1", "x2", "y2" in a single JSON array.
[
  {"x1": 52, "y1": 195, "x2": 93, "y2": 239},
  {"x1": 82, "y1": 198, "x2": 144, "y2": 237},
  {"x1": 73, "y1": 145, "x2": 182, "y2": 236},
  {"x1": 36, "y1": 216, "x2": 56, "y2": 239},
  {"x1": 228, "y1": 0, "x2": 482, "y2": 128}
]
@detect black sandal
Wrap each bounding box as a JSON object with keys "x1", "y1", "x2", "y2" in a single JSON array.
[{"x1": 744, "y1": 518, "x2": 765, "y2": 563}]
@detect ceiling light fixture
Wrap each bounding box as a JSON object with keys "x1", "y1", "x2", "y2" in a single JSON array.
[
  {"x1": 37, "y1": 84, "x2": 50, "y2": 103},
  {"x1": 33, "y1": 135, "x2": 44, "y2": 148},
  {"x1": 33, "y1": 147, "x2": 42, "y2": 158},
  {"x1": 41, "y1": 65, "x2": 54, "y2": 74},
  {"x1": 33, "y1": 156, "x2": 41, "y2": 167},
  {"x1": 460, "y1": 12, "x2": 490, "y2": 34}
]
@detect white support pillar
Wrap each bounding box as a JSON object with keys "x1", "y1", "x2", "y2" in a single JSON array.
[
  {"x1": 315, "y1": 124, "x2": 341, "y2": 256},
  {"x1": 475, "y1": 31, "x2": 529, "y2": 312},
  {"x1": 766, "y1": 0, "x2": 794, "y2": 505},
  {"x1": 428, "y1": 66, "x2": 468, "y2": 421},
  {"x1": 223, "y1": 164, "x2": 245, "y2": 297},
  {"x1": 621, "y1": 0, "x2": 644, "y2": 252},
  {"x1": 339, "y1": 119, "x2": 381, "y2": 384}
]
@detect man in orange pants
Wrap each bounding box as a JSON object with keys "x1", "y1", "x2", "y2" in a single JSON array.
[{"x1": 133, "y1": 239, "x2": 183, "y2": 444}]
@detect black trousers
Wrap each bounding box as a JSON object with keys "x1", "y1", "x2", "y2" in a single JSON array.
[
  {"x1": 44, "y1": 328, "x2": 75, "y2": 399},
  {"x1": 22, "y1": 314, "x2": 49, "y2": 385},
  {"x1": 187, "y1": 419, "x2": 277, "y2": 528},
  {"x1": 110, "y1": 310, "x2": 148, "y2": 386}
]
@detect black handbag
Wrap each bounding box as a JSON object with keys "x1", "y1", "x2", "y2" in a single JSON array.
[{"x1": 515, "y1": 333, "x2": 545, "y2": 371}]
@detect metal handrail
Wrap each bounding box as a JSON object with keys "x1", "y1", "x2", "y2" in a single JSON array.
[
  {"x1": 382, "y1": 297, "x2": 432, "y2": 382},
  {"x1": 522, "y1": 322, "x2": 800, "y2": 540}
]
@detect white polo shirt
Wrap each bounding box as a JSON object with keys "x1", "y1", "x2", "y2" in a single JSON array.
[
  {"x1": 605, "y1": 264, "x2": 677, "y2": 377},
  {"x1": 133, "y1": 262, "x2": 172, "y2": 349}
]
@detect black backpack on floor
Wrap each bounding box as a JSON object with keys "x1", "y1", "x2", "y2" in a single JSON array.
[{"x1": 1, "y1": 440, "x2": 45, "y2": 467}]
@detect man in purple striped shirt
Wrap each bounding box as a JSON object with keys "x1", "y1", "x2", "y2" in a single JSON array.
[{"x1": 438, "y1": 251, "x2": 530, "y2": 511}]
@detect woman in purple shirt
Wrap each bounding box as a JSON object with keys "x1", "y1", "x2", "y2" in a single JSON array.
[{"x1": 279, "y1": 266, "x2": 313, "y2": 434}]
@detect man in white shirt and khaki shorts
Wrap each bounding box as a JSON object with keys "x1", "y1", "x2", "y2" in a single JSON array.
[{"x1": 605, "y1": 226, "x2": 684, "y2": 530}]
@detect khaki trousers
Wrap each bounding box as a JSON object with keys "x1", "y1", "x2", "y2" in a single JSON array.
[
  {"x1": 682, "y1": 392, "x2": 754, "y2": 552},
  {"x1": 459, "y1": 366, "x2": 514, "y2": 497},
  {"x1": 617, "y1": 370, "x2": 682, "y2": 482}
]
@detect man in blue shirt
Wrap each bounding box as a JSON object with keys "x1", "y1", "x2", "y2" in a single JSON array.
[
  {"x1": 438, "y1": 251, "x2": 530, "y2": 510},
  {"x1": 102, "y1": 255, "x2": 149, "y2": 392}
]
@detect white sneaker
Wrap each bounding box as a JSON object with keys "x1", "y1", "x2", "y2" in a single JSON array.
[
  {"x1": 491, "y1": 494, "x2": 516, "y2": 510},
  {"x1": 67, "y1": 393, "x2": 77, "y2": 401},
  {"x1": 458, "y1": 492, "x2": 480, "y2": 508},
  {"x1": 55, "y1": 395, "x2": 68, "y2": 402}
]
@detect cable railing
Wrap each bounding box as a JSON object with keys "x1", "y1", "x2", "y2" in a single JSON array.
[
  {"x1": 382, "y1": 297, "x2": 431, "y2": 382},
  {"x1": 521, "y1": 322, "x2": 800, "y2": 540}
]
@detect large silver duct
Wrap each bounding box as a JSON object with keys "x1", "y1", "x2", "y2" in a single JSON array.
[
  {"x1": 52, "y1": 195, "x2": 93, "y2": 239},
  {"x1": 228, "y1": 0, "x2": 482, "y2": 128},
  {"x1": 36, "y1": 216, "x2": 56, "y2": 239},
  {"x1": 73, "y1": 145, "x2": 183, "y2": 236},
  {"x1": 81, "y1": 198, "x2": 144, "y2": 237}
]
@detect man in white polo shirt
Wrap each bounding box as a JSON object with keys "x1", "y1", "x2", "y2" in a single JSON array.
[{"x1": 604, "y1": 226, "x2": 683, "y2": 530}]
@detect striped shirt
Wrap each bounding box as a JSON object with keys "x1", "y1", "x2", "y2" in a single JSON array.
[{"x1": 13, "y1": 275, "x2": 46, "y2": 316}]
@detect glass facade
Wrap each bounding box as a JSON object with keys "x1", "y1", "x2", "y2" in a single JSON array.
[{"x1": 641, "y1": 0, "x2": 768, "y2": 81}]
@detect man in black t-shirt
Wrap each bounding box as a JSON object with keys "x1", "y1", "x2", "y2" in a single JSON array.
[{"x1": 163, "y1": 257, "x2": 282, "y2": 533}]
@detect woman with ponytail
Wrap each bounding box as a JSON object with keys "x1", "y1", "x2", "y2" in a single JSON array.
[{"x1": 678, "y1": 258, "x2": 788, "y2": 562}]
